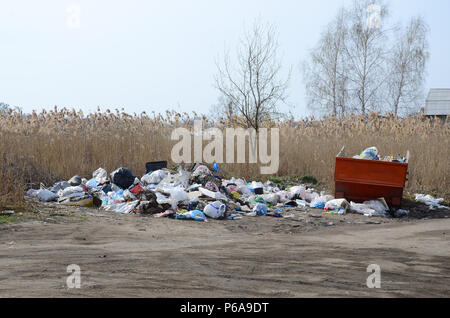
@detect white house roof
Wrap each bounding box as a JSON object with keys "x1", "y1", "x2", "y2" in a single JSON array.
[{"x1": 425, "y1": 89, "x2": 450, "y2": 116}]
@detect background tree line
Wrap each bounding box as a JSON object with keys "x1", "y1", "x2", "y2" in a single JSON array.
[{"x1": 214, "y1": 0, "x2": 429, "y2": 130}]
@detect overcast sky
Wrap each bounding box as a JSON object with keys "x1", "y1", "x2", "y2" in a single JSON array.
[{"x1": 1, "y1": 0, "x2": 449, "y2": 117}]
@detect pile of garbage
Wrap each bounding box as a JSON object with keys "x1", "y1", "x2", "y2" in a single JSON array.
[{"x1": 25, "y1": 162, "x2": 411, "y2": 221}]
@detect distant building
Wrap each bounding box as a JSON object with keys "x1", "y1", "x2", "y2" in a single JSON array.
[{"x1": 424, "y1": 89, "x2": 450, "y2": 120}]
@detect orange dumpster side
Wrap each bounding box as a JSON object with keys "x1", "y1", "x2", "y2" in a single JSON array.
[{"x1": 334, "y1": 147, "x2": 409, "y2": 207}]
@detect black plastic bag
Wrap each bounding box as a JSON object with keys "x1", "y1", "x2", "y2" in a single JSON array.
[{"x1": 110, "y1": 167, "x2": 135, "y2": 189}]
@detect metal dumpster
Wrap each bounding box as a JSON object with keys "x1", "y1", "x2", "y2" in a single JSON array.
[
  {"x1": 334, "y1": 147, "x2": 409, "y2": 207},
  {"x1": 146, "y1": 161, "x2": 168, "y2": 174}
]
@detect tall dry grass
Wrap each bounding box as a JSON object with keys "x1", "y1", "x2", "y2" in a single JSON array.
[{"x1": 0, "y1": 107, "x2": 449, "y2": 209}]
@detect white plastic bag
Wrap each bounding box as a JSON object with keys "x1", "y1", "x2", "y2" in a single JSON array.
[
  {"x1": 155, "y1": 192, "x2": 171, "y2": 205},
  {"x1": 363, "y1": 199, "x2": 388, "y2": 216},
  {"x1": 169, "y1": 187, "x2": 188, "y2": 203},
  {"x1": 93, "y1": 168, "x2": 108, "y2": 184},
  {"x1": 290, "y1": 186, "x2": 306, "y2": 198},
  {"x1": 141, "y1": 170, "x2": 167, "y2": 185},
  {"x1": 262, "y1": 193, "x2": 280, "y2": 205},
  {"x1": 311, "y1": 195, "x2": 334, "y2": 206},
  {"x1": 295, "y1": 199, "x2": 309, "y2": 207},
  {"x1": 250, "y1": 181, "x2": 264, "y2": 190},
  {"x1": 415, "y1": 194, "x2": 448, "y2": 210},
  {"x1": 238, "y1": 185, "x2": 252, "y2": 196},
  {"x1": 158, "y1": 169, "x2": 190, "y2": 188},
  {"x1": 199, "y1": 187, "x2": 228, "y2": 201},
  {"x1": 301, "y1": 190, "x2": 320, "y2": 203},
  {"x1": 350, "y1": 202, "x2": 382, "y2": 217},
  {"x1": 350, "y1": 198, "x2": 389, "y2": 216},
  {"x1": 123, "y1": 189, "x2": 137, "y2": 201},
  {"x1": 204, "y1": 201, "x2": 226, "y2": 219}
]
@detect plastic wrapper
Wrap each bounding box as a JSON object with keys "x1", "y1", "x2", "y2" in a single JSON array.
[
  {"x1": 170, "y1": 210, "x2": 207, "y2": 222},
  {"x1": 103, "y1": 200, "x2": 139, "y2": 214}
]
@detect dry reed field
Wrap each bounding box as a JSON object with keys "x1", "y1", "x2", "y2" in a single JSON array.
[{"x1": 0, "y1": 107, "x2": 449, "y2": 210}]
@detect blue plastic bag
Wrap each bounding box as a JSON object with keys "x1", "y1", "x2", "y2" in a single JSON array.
[
  {"x1": 170, "y1": 210, "x2": 207, "y2": 222},
  {"x1": 311, "y1": 201, "x2": 326, "y2": 209},
  {"x1": 212, "y1": 162, "x2": 221, "y2": 173},
  {"x1": 253, "y1": 203, "x2": 268, "y2": 216},
  {"x1": 86, "y1": 178, "x2": 98, "y2": 189}
]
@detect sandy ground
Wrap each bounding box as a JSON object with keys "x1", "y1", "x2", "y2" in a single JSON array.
[{"x1": 0, "y1": 199, "x2": 449, "y2": 298}]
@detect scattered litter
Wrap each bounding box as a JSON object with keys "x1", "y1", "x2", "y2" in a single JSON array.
[
  {"x1": 50, "y1": 181, "x2": 70, "y2": 193},
  {"x1": 365, "y1": 198, "x2": 389, "y2": 214},
  {"x1": 324, "y1": 199, "x2": 350, "y2": 215},
  {"x1": 153, "y1": 210, "x2": 175, "y2": 218},
  {"x1": 252, "y1": 203, "x2": 268, "y2": 216},
  {"x1": 87, "y1": 213, "x2": 105, "y2": 217},
  {"x1": 68, "y1": 175, "x2": 82, "y2": 186},
  {"x1": 394, "y1": 209, "x2": 409, "y2": 218},
  {"x1": 103, "y1": 200, "x2": 139, "y2": 214},
  {"x1": 36, "y1": 189, "x2": 59, "y2": 202},
  {"x1": 415, "y1": 194, "x2": 448, "y2": 210},
  {"x1": 350, "y1": 198, "x2": 388, "y2": 217},
  {"x1": 295, "y1": 199, "x2": 309, "y2": 208}
]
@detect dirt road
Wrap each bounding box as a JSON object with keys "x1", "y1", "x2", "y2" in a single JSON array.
[{"x1": 0, "y1": 201, "x2": 449, "y2": 298}]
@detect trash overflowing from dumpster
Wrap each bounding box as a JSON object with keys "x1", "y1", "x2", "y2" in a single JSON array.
[
  {"x1": 24, "y1": 157, "x2": 447, "y2": 222},
  {"x1": 352, "y1": 146, "x2": 407, "y2": 163}
]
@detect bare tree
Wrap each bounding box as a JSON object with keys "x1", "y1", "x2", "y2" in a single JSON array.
[
  {"x1": 303, "y1": 0, "x2": 429, "y2": 118},
  {"x1": 344, "y1": 0, "x2": 389, "y2": 115},
  {"x1": 303, "y1": 9, "x2": 348, "y2": 118},
  {"x1": 387, "y1": 17, "x2": 429, "y2": 116},
  {"x1": 214, "y1": 21, "x2": 290, "y2": 131}
]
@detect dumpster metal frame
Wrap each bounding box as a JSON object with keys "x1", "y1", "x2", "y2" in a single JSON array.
[{"x1": 334, "y1": 146, "x2": 409, "y2": 207}]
